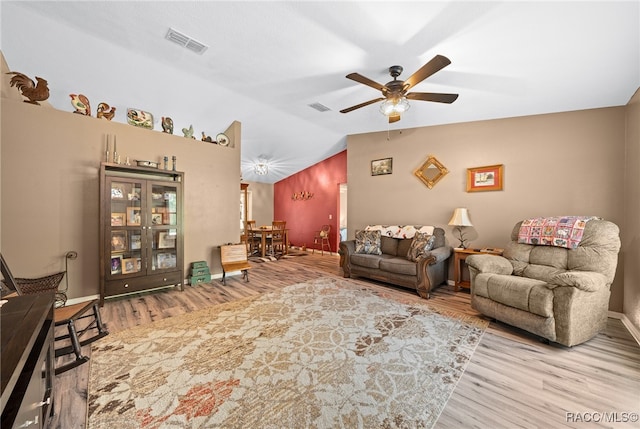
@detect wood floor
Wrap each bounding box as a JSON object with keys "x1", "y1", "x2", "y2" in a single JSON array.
[{"x1": 50, "y1": 252, "x2": 640, "y2": 428}]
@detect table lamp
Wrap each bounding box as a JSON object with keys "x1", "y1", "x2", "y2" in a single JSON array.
[{"x1": 448, "y1": 208, "x2": 473, "y2": 248}]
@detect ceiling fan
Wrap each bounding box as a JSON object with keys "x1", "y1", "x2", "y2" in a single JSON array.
[{"x1": 340, "y1": 54, "x2": 458, "y2": 123}]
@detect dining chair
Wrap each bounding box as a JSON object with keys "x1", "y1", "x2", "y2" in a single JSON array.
[
  {"x1": 246, "y1": 220, "x2": 261, "y2": 255},
  {"x1": 269, "y1": 220, "x2": 287, "y2": 256},
  {"x1": 313, "y1": 224, "x2": 332, "y2": 255}
]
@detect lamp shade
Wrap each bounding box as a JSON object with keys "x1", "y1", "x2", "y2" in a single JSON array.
[{"x1": 448, "y1": 208, "x2": 473, "y2": 226}]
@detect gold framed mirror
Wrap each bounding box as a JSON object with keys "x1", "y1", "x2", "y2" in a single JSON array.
[{"x1": 414, "y1": 155, "x2": 449, "y2": 189}]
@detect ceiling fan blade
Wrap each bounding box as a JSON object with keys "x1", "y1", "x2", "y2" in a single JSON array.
[
  {"x1": 340, "y1": 98, "x2": 385, "y2": 114},
  {"x1": 404, "y1": 55, "x2": 452, "y2": 90},
  {"x1": 406, "y1": 92, "x2": 459, "y2": 104},
  {"x1": 345, "y1": 73, "x2": 386, "y2": 92},
  {"x1": 389, "y1": 114, "x2": 401, "y2": 123}
]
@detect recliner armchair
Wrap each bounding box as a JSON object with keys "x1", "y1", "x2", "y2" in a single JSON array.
[{"x1": 466, "y1": 218, "x2": 620, "y2": 347}]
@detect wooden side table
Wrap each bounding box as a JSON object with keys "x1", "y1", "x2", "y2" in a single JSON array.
[{"x1": 453, "y1": 248, "x2": 504, "y2": 290}]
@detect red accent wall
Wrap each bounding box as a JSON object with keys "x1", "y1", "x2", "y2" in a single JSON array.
[{"x1": 274, "y1": 150, "x2": 347, "y2": 252}]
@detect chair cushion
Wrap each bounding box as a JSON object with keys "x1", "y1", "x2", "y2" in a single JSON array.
[
  {"x1": 355, "y1": 230, "x2": 382, "y2": 255},
  {"x1": 473, "y1": 273, "x2": 554, "y2": 318}
]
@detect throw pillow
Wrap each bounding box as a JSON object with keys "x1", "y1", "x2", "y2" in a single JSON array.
[
  {"x1": 355, "y1": 229, "x2": 382, "y2": 255},
  {"x1": 407, "y1": 232, "x2": 435, "y2": 262}
]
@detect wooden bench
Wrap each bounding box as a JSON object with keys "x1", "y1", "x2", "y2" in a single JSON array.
[{"x1": 220, "y1": 244, "x2": 251, "y2": 285}]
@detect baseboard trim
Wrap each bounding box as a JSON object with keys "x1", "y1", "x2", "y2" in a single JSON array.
[
  {"x1": 66, "y1": 294, "x2": 100, "y2": 306},
  {"x1": 608, "y1": 311, "x2": 640, "y2": 346}
]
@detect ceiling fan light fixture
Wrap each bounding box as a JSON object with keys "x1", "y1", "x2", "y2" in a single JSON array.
[
  {"x1": 380, "y1": 97, "x2": 410, "y2": 117},
  {"x1": 254, "y1": 161, "x2": 269, "y2": 176}
]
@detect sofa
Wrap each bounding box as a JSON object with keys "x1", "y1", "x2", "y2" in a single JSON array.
[
  {"x1": 339, "y1": 225, "x2": 452, "y2": 299},
  {"x1": 466, "y1": 218, "x2": 620, "y2": 346}
]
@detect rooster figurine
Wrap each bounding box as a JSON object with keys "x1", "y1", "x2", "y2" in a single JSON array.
[
  {"x1": 161, "y1": 117, "x2": 174, "y2": 134},
  {"x1": 70, "y1": 94, "x2": 91, "y2": 116},
  {"x1": 6, "y1": 72, "x2": 50, "y2": 105},
  {"x1": 182, "y1": 124, "x2": 195, "y2": 139},
  {"x1": 97, "y1": 102, "x2": 116, "y2": 120}
]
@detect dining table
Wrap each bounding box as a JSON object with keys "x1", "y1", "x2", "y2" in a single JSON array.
[{"x1": 254, "y1": 226, "x2": 290, "y2": 257}]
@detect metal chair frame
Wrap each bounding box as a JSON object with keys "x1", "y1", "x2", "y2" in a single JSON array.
[{"x1": 1, "y1": 253, "x2": 109, "y2": 374}]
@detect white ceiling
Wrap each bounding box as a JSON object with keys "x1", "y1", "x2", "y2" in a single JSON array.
[{"x1": 1, "y1": 1, "x2": 638, "y2": 183}]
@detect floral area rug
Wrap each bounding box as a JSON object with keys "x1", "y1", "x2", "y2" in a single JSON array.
[{"x1": 87, "y1": 277, "x2": 487, "y2": 429}]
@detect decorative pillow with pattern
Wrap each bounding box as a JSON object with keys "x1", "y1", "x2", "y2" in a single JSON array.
[
  {"x1": 355, "y1": 229, "x2": 382, "y2": 255},
  {"x1": 407, "y1": 232, "x2": 436, "y2": 261}
]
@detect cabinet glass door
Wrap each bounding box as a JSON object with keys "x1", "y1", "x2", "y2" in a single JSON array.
[
  {"x1": 108, "y1": 179, "x2": 145, "y2": 278},
  {"x1": 150, "y1": 183, "x2": 180, "y2": 272}
]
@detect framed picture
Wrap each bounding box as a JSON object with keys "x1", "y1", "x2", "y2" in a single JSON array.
[
  {"x1": 158, "y1": 231, "x2": 176, "y2": 249},
  {"x1": 156, "y1": 252, "x2": 176, "y2": 269},
  {"x1": 130, "y1": 234, "x2": 142, "y2": 250},
  {"x1": 151, "y1": 213, "x2": 163, "y2": 225},
  {"x1": 111, "y1": 212, "x2": 126, "y2": 226},
  {"x1": 111, "y1": 183, "x2": 126, "y2": 199},
  {"x1": 467, "y1": 164, "x2": 504, "y2": 192},
  {"x1": 371, "y1": 158, "x2": 393, "y2": 176},
  {"x1": 111, "y1": 231, "x2": 127, "y2": 252},
  {"x1": 110, "y1": 255, "x2": 122, "y2": 275},
  {"x1": 122, "y1": 257, "x2": 141, "y2": 274},
  {"x1": 127, "y1": 207, "x2": 142, "y2": 226}
]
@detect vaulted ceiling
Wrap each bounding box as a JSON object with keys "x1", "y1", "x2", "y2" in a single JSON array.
[{"x1": 1, "y1": 1, "x2": 638, "y2": 183}]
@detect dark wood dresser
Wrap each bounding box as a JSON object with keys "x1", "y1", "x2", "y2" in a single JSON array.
[{"x1": 1, "y1": 293, "x2": 55, "y2": 429}]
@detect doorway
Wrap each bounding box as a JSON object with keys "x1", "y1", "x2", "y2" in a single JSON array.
[{"x1": 339, "y1": 183, "x2": 347, "y2": 242}]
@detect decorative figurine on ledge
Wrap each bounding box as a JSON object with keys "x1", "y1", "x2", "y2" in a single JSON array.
[
  {"x1": 97, "y1": 102, "x2": 116, "y2": 120},
  {"x1": 70, "y1": 94, "x2": 91, "y2": 115},
  {"x1": 201, "y1": 132, "x2": 214, "y2": 143},
  {"x1": 182, "y1": 124, "x2": 195, "y2": 139},
  {"x1": 161, "y1": 117, "x2": 174, "y2": 134},
  {"x1": 6, "y1": 72, "x2": 50, "y2": 105}
]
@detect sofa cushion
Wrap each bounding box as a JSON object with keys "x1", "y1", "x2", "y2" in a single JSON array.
[
  {"x1": 407, "y1": 232, "x2": 435, "y2": 262},
  {"x1": 380, "y1": 236, "x2": 398, "y2": 256},
  {"x1": 350, "y1": 253, "x2": 386, "y2": 269},
  {"x1": 355, "y1": 230, "x2": 382, "y2": 255},
  {"x1": 379, "y1": 257, "x2": 417, "y2": 276},
  {"x1": 474, "y1": 273, "x2": 554, "y2": 318},
  {"x1": 397, "y1": 238, "x2": 413, "y2": 257}
]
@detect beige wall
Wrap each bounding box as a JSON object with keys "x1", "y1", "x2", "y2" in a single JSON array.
[
  {"x1": 1, "y1": 98, "x2": 241, "y2": 300},
  {"x1": 624, "y1": 88, "x2": 640, "y2": 331},
  {"x1": 245, "y1": 181, "x2": 274, "y2": 227},
  {"x1": 347, "y1": 107, "x2": 627, "y2": 312}
]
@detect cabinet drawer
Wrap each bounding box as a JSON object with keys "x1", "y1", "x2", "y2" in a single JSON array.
[{"x1": 105, "y1": 271, "x2": 183, "y2": 296}]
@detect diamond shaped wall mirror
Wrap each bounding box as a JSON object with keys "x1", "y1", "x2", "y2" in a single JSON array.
[{"x1": 414, "y1": 155, "x2": 449, "y2": 189}]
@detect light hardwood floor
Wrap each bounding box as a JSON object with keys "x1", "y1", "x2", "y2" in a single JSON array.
[{"x1": 51, "y1": 252, "x2": 640, "y2": 428}]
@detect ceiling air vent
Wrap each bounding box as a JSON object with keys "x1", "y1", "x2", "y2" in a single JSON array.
[
  {"x1": 308, "y1": 102, "x2": 331, "y2": 112},
  {"x1": 165, "y1": 28, "x2": 208, "y2": 55}
]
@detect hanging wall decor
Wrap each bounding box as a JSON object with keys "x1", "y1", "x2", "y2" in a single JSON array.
[
  {"x1": 414, "y1": 155, "x2": 448, "y2": 189},
  {"x1": 466, "y1": 164, "x2": 504, "y2": 192}
]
